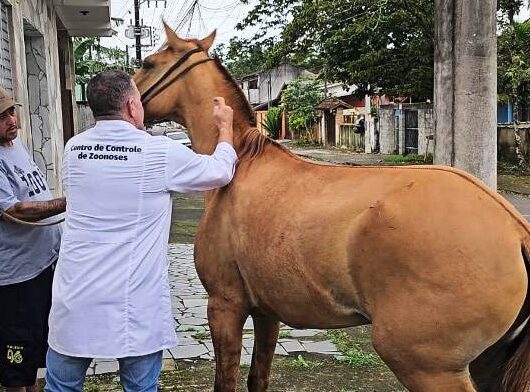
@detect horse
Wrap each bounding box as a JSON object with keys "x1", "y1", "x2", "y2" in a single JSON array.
[{"x1": 133, "y1": 24, "x2": 530, "y2": 392}]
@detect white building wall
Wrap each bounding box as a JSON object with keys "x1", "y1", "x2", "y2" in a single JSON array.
[{"x1": 3, "y1": 0, "x2": 65, "y2": 194}]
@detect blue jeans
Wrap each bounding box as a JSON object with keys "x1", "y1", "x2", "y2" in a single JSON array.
[{"x1": 44, "y1": 348, "x2": 162, "y2": 392}]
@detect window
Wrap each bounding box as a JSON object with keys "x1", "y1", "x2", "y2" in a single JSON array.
[
  {"x1": 0, "y1": 0, "x2": 12, "y2": 91},
  {"x1": 248, "y1": 77, "x2": 258, "y2": 90}
]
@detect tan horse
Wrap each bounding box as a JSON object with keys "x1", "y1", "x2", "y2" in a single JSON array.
[{"x1": 134, "y1": 25, "x2": 530, "y2": 392}]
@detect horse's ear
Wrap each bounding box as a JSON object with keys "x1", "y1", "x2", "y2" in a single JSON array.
[
  {"x1": 163, "y1": 21, "x2": 181, "y2": 48},
  {"x1": 199, "y1": 30, "x2": 216, "y2": 52}
]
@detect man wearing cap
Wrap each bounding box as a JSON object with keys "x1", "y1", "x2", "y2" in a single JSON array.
[{"x1": 0, "y1": 86, "x2": 66, "y2": 392}]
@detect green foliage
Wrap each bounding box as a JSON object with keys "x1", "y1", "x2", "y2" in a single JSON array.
[
  {"x1": 238, "y1": 0, "x2": 434, "y2": 100},
  {"x1": 191, "y1": 331, "x2": 211, "y2": 341},
  {"x1": 278, "y1": 330, "x2": 292, "y2": 339},
  {"x1": 261, "y1": 107, "x2": 283, "y2": 139},
  {"x1": 280, "y1": 76, "x2": 324, "y2": 140},
  {"x1": 498, "y1": 18, "x2": 530, "y2": 103},
  {"x1": 236, "y1": 0, "x2": 527, "y2": 101},
  {"x1": 326, "y1": 330, "x2": 380, "y2": 367},
  {"x1": 74, "y1": 37, "x2": 133, "y2": 98},
  {"x1": 212, "y1": 37, "x2": 275, "y2": 78},
  {"x1": 288, "y1": 354, "x2": 322, "y2": 369},
  {"x1": 383, "y1": 153, "x2": 433, "y2": 164}
]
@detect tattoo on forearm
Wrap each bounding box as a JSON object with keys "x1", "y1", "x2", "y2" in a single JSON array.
[{"x1": 8, "y1": 197, "x2": 66, "y2": 222}]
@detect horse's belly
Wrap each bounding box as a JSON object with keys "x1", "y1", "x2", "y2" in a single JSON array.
[{"x1": 241, "y1": 269, "x2": 370, "y2": 329}]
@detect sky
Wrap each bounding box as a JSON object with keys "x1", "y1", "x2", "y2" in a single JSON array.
[
  {"x1": 101, "y1": 0, "x2": 530, "y2": 62},
  {"x1": 101, "y1": 0, "x2": 259, "y2": 60}
]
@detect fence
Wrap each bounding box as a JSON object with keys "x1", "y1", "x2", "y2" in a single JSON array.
[
  {"x1": 76, "y1": 102, "x2": 94, "y2": 133},
  {"x1": 338, "y1": 124, "x2": 365, "y2": 151}
]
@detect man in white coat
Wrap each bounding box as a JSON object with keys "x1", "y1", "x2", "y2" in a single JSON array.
[{"x1": 45, "y1": 70, "x2": 238, "y2": 392}]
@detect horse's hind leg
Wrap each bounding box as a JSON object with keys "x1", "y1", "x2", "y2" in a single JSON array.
[
  {"x1": 395, "y1": 371, "x2": 478, "y2": 392},
  {"x1": 372, "y1": 324, "x2": 478, "y2": 392},
  {"x1": 208, "y1": 296, "x2": 248, "y2": 392},
  {"x1": 247, "y1": 316, "x2": 280, "y2": 392}
]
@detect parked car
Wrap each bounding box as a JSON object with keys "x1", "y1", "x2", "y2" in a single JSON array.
[{"x1": 165, "y1": 131, "x2": 192, "y2": 148}]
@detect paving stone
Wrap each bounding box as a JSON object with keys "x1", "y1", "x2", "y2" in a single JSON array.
[
  {"x1": 274, "y1": 345, "x2": 289, "y2": 356},
  {"x1": 242, "y1": 337, "x2": 254, "y2": 350},
  {"x1": 163, "y1": 349, "x2": 173, "y2": 359},
  {"x1": 280, "y1": 340, "x2": 306, "y2": 353},
  {"x1": 179, "y1": 317, "x2": 208, "y2": 326},
  {"x1": 240, "y1": 354, "x2": 253, "y2": 366},
  {"x1": 243, "y1": 318, "x2": 254, "y2": 330},
  {"x1": 95, "y1": 360, "x2": 119, "y2": 374},
  {"x1": 200, "y1": 353, "x2": 214, "y2": 361},
  {"x1": 289, "y1": 329, "x2": 321, "y2": 338},
  {"x1": 183, "y1": 298, "x2": 208, "y2": 307},
  {"x1": 301, "y1": 340, "x2": 338, "y2": 353},
  {"x1": 170, "y1": 344, "x2": 209, "y2": 359},
  {"x1": 37, "y1": 368, "x2": 46, "y2": 379}
]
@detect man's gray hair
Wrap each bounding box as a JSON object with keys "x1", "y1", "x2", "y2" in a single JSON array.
[{"x1": 87, "y1": 70, "x2": 135, "y2": 117}]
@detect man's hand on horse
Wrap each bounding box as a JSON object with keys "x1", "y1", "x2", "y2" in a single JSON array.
[{"x1": 213, "y1": 97, "x2": 234, "y2": 145}]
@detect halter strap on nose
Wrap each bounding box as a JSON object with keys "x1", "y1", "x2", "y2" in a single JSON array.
[{"x1": 140, "y1": 47, "x2": 213, "y2": 106}]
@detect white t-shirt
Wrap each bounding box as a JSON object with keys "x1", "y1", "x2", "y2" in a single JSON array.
[{"x1": 48, "y1": 120, "x2": 237, "y2": 358}]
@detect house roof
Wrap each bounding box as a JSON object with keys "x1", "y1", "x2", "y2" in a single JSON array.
[{"x1": 316, "y1": 98, "x2": 353, "y2": 110}]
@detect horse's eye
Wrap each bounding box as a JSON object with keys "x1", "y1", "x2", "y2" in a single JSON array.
[{"x1": 142, "y1": 61, "x2": 154, "y2": 70}]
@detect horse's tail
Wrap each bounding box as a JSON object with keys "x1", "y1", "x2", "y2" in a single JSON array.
[{"x1": 501, "y1": 241, "x2": 530, "y2": 392}]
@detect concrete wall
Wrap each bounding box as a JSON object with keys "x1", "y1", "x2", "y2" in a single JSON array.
[
  {"x1": 4, "y1": 0, "x2": 71, "y2": 195},
  {"x1": 498, "y1": 123, "x2": 530, "y2": 162},
  {"x1": 76, "y1": 102, "x2": 95, "y2": 133},
  {"x1": 378, "y1": 103, "x2": 434, "y2": 156},
  {"x1": 240, "y1": 64, "x2": 315, "y2": 106}
]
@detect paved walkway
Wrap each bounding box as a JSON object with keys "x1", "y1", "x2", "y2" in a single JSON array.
[{"x1": 82, "y1": 245, "x2": 342, "y2": 376}]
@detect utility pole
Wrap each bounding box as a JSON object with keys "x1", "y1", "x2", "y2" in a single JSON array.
[
  {"x1": 434, "y1": 0, "x2": 497, "y2": 189},
  {"x1": 134, "y1": 0, "x2": 142, "y2": 64}
]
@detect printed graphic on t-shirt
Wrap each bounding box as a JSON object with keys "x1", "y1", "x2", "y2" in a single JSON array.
[
  {"x1": 71, "y1": 143, "x2": 143, "y2": 162},
  {"x1": 13, "y1": 164, "x2": 47, "y2": 197}
]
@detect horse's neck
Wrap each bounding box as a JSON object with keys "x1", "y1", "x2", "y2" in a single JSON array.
[{"x1": 182, "y1": 72, "x2": 255, "y2": 155}]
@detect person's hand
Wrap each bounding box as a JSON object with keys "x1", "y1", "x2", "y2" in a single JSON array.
[{"x1": 213, "y1": 97, "x2": 234, "y2": 145}]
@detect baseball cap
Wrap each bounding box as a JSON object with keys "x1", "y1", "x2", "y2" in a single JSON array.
[{"x1": 0, "y1": 86, "x2": 21, "y2": 115}]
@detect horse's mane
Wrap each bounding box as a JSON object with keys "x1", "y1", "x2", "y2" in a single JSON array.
[{"x1": 211, "y1": 57, "x2": 297, "y2": 161}]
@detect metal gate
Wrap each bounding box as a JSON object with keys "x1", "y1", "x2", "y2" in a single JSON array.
[
  {"x1": 0, "y1": 0, "x2": 12, "y2": 91},
  {"x1": 404, "y1": 110, "x2": 419, "y2": 154}
]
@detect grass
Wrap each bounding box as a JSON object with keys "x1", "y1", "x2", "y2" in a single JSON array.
[
  {"x1": 191, "y1": 330, "x2": 211, "y2": 341},
  {"x1": 278, "y1": 330, "x2": 292, "y2": 339},
  {"x1": 326, "y1": 330, "x2": 381, "y2": 367},
  {"x1": 383, "y1": 153, "x2": 433, "y2": 164},
  {"x1": 288, "y1": 354, "x2": 323, "y2": 369}
]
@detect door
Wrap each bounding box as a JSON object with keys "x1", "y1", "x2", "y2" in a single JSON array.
[
  {"x1": 404, "y1": 110, "x2": 419, "y2": 154},
  {"x1": 325, "y1": 111, "x2": 336, "y2": 146}
]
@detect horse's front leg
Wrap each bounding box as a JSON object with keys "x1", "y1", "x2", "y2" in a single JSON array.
[
  {"x1": 247, "y1": 315, "x2": 280, "y2": 392},
  {"x1": 208, "y1": 296, "x2": 248, "y2": 392}
]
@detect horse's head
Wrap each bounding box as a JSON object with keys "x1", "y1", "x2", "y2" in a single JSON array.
[{"x1": 133, "y1": 23, "x2": 216, "y2": 127}]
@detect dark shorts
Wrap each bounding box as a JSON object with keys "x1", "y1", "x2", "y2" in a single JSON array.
[{"x1": 0, "y1": 263, "x2": 54, "y2": 388}]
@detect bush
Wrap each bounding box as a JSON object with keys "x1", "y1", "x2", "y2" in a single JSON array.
[{"x1": 261, "y1": 107, "x2": 282, "y2": 139}]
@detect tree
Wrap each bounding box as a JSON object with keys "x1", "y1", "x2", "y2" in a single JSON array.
[
  {"x1": 498, "y1": 17, "x2": 530, "y2": 168},
  {"x1": 238, "y1": 0, "x2": 434, "y2": 99},
  {"x1": 280, "y1": 76, "x2": 324, "y2": 140},
  {"x1": 212, "y1": 37, "x2": 275, "y2": 78},
  {"x1": 74, "y1": 38, "x2": 132, "y2": 100},
  {"x1": 237, "y1": 0, "x2": 526, "y2": 100}
]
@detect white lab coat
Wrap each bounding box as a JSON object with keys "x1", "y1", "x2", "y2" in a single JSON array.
[{"x1": 48, "y1": 120, "x2": 237, "y2": 358}]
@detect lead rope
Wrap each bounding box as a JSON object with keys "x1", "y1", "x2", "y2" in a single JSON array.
[{"x1": 0, "y1": 209, "x2": 65, "y2": 227}]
